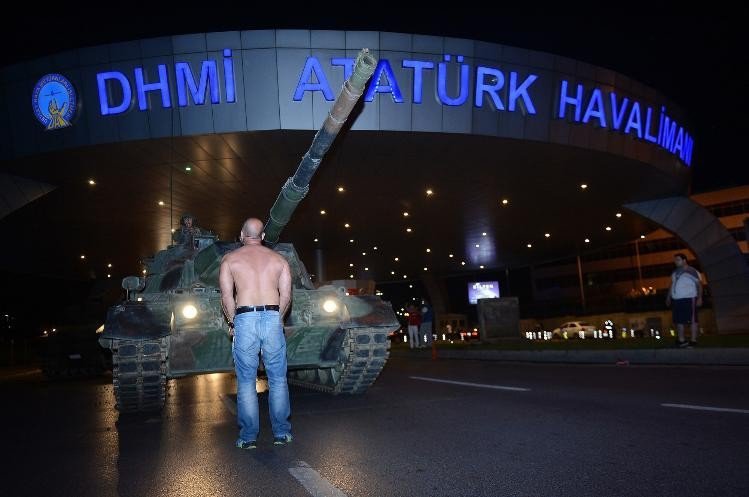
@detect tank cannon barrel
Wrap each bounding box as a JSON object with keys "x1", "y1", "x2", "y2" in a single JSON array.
[{"x1": 264, "y1": 48, "x2": 377, "y2": 246}]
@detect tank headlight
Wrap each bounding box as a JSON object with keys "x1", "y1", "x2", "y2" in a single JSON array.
[
  {"x1": 182, "y1": 304, "x2": 198, "y2": 319},
  {"x1": 322, "y1": 299, "x2": 338, "y2": 313},
  {"x1": 96, "y1": 324, "x2": 105, "y2": 334}
]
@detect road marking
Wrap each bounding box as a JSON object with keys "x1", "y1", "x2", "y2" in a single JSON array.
[
  {"x1": 410, "y1": 376, "x2": 530, "y2": 392},
  {"x1": 0, "y1": 369, "x2": 41, "y2": 380},
  {"x1": 294, "y1": 396, "x2": 462, "y2": 416},
  {"x1": 661, "y1": 403, "x2": 749, "y2": 414},
  {"x1": 219, "y1": 394, "x2": 236, "y2": 415},
  {"x1": 289, "y1": 461, "x2": 347, "y2": 497}
]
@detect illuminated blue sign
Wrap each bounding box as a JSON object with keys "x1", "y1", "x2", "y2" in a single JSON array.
[
  {"x1": 96, "y1": 49, "x2": 236, "y2": 115},
  {"x1": 293, "y1": 55, "x2": 693, "y2": 166},
  {"x1": 293, "y1": 55, "x2": 537, "y2": 112},
  {"x1": 558, "y1": 81, "x2": 693, "y2": 166},
  {"x1": 31, "y1": 74, "x2": 77, "y2": 130},
  {"x1": 86, "y1": 49, "x2": 694, "y2": 167}
]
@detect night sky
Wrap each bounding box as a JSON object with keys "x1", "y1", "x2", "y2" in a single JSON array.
[{"x1": 4, "y1": 8, "x2": 746, "y2": 192}]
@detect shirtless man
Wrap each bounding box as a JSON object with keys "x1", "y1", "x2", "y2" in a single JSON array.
[{"x1": 219, "y1": 217, "x2": 292, "y2": 449}]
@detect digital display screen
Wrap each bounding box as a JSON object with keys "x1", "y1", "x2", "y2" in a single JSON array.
[{"x1": 468, "y1": 281, "x2": 500, "y2": 304}]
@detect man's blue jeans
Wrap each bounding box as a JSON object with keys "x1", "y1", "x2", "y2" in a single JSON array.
[{"x1": 233, "y1": 310, "x2": 291, "y2": 443}]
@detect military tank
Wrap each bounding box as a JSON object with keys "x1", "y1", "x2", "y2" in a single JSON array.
[{"x1": 99, "y1": 48, "x2": 399, "y2": 412}]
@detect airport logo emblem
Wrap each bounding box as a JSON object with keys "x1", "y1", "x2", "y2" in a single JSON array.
[{"x1": 32, "y1": 74, "x2": 77, "y2": 130}]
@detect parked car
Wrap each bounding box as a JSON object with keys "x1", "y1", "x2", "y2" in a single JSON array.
[
  {"x1": 551, "y1": 321, "x2": 598, "y2": 339},
  {"x1": 388, "y1": 325, "x2": 407, "y2": 344}
]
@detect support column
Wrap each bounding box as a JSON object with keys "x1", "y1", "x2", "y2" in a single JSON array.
[
  {"x1": 576, "y1": 255, "x2": 586, "y2": 313},
  {"x1": 314, "y1": 247, "x2": 325, "y2": 285},
  {"x1": 625, "y1": 196, "x2": 749, "y2": 334},
  {"x1": 419, "y1": 271, "x2": 449, "y2": 315},
  {"x1": 635, "y1": 239, "x2": 644, "y2": 290}
]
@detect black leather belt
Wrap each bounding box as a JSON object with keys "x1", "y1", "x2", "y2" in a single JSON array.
[{"x1": 236, "y1": 305, "x2": 280, "y2": 314}]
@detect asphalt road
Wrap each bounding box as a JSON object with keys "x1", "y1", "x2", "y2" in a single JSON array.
[{"x1": 1, "y1": 357, "x2": 748, "y2": 497}]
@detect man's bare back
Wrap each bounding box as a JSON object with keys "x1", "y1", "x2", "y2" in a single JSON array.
[
  {"x1": 219, "y1": 218, "x2": 292, "y2": 326},
  {"x1": 224, "y1": 245, "x2": 287, "y2": 305}
]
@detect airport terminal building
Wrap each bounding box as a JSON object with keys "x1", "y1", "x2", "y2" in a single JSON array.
[{"x1": 1, "y1": 30, "x2": 747, "y2": 333}]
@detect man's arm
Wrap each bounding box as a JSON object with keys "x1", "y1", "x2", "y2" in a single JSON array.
[
  {"x1": 219, "y1": 257, "x2": 236, "y2": 328},
  {"x1": 278, "y1": 258, "x2": 292, "y2": 321},
  {"x1": 666, "y1": 273, "x2": 674, "y2": 306},
  {"x1": 695, "y1": 273, "x2": 703, "y2": 306}
]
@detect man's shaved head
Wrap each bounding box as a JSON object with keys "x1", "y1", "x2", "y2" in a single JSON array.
[{"x1": 241, "y1": 218, "x2": 264, "y2": 240}]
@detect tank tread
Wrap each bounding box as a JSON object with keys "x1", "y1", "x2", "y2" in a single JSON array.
[
  {"x1": 111, "y1": 337, "x2": 168, "y2": 412},
  {"x1": 288, "y1": 327, "x2": 391, "y2": 394}
]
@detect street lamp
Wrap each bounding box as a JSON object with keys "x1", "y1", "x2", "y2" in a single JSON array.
[{"x1": 635, "y1": 237, "x2": 644, "y2": 291}]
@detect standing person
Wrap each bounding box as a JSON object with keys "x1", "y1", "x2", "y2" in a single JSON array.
[
  {"x1": 172, "y1": 213, "x2": 202, "y2": 245},
  {"x1": 666, "y1": 253, "x2": 703, "y2": 348},
  {"x1": 406, "y1": 303, "x2": 421, "y2": 349},
  {"x1": 419, "y1": 299, "x2": 434, "y2": 347},
  {"x1": 219, "y1": 218, "x2": 293, "y2": 449}
]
